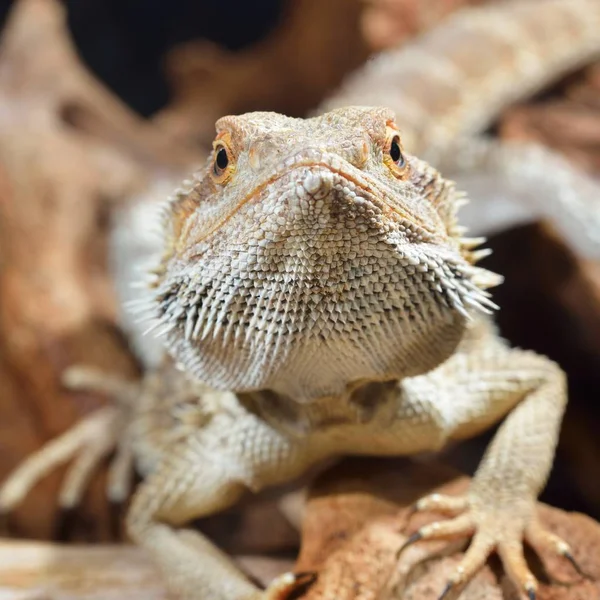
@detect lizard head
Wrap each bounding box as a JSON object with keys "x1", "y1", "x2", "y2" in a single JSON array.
[{"x1": 148, "y1": 106, "x2": 501, "y2": 402}]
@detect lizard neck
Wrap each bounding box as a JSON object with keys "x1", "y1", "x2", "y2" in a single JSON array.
[{"x1": 238, "y1": 379, "x2": 399, "y2": 436}]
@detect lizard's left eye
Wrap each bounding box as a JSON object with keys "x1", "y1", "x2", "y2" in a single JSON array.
[
  {"x1": 211, "y1": 140, "x2": 235, "y2": 184},
  {"x1": 213, "y1": 145, "x2": 229, "y2": 175},
  {"x1": 389, "y1": 136, "x2": 405, "y2": 167}
]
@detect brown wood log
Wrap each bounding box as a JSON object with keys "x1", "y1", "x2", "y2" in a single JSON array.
[
  {"x1": 0, "y1": 0, "x2": 199, "y2": 541},
  {"x1": 294, "y1": 458, "x2": 600, "y2": 600}
]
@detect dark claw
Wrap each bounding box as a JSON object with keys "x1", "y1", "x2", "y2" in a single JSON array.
[
  {"x1": 563, "y1": 550, "x2": 592, "y2": 580},
  {"x1": 526, "y1": 585, "x2": 536, "y2": 600},
  {"x1": 438, "y1": 582, "x2": 453, "y2": 600},
  {"x1": 396, "y1": 531, "x2": 423, "y2": 558}
]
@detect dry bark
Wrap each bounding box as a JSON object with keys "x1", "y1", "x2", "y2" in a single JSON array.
[
  {"x1": 0, "y1": 0, "x2": 198, "y2": 541},
  {"x1": 1, "y1": 459, "x2": 598, "y2": 599},
  {"x1": 293, "y1": 458, "x2": 600, "y2": 600}
]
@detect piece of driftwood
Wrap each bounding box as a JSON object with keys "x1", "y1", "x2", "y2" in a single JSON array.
[
  {"x1": 499, "y1": 63, "x2": 600, "y2": 174},
  {"x1": 0, "y1": 538, "x2": 294, "y2": 600},
  {"x1": 0, "y1": 0, "x2": 199, "y2": 541},
  {"x1": 1, "y1": 459, "x2": 598, "y2": 600},
  {"x1": 294, "y1": 458, "x2": 600, "y2": 600},
  {"x1": 0, "y1": 540, "x2": 167, "y2": 600}
]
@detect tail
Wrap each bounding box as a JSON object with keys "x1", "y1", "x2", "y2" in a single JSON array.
[{"x1": 320, "y1": 0, "x2": 600, "y2": 159}]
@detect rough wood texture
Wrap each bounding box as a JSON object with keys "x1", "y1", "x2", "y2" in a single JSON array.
[
  {"x1": 0, "y1": 538, "x2": 293, "y2": 600},
  {"x1": 294, "y1": 458, "x2": 600, "y2": 600},
  {"x1": 0, "y1": 539, "x2": 167, "y2": 600},
  {"x1": 1, "y1": 460, "x2": 598, "y2": 600},
  {"x1": 0, "y1": 0, "x2": 198, "y2": 541}
]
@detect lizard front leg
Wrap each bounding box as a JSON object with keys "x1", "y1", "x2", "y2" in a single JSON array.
[
  {"x1": 126, "y1": 408, "x2": 317, "y2": 600},
  {"x1": 0, "y1": 368, "x2": 136, "y2": 513},
  {"x1": 396, "y1": 332, "x2": 570, "y2": 599}
]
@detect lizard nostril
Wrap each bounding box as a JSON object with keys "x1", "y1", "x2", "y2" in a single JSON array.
[
  {"x1": 302, "y1": 170, "x2": 333, "y2": 198},
  {"x1": 303, "y1": 172, "x2": 324, "y2": 195}
]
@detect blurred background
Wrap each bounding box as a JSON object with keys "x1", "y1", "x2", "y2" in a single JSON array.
[{"x1": 0, "y1": 0, "x2": 598, "y2": 552}]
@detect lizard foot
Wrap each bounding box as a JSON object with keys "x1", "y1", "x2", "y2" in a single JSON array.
[
  {"x1": 398, "y1": 491, "x2": 585, "y2": 600},
  {"x1": 0, "y1": 367, "x2": 136, "y2": 515}
]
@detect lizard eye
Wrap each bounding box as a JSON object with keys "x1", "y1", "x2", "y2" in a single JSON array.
[
  {"x1": 389, "y1": 136, "x2": 404, "y2": 167},
  {"x1": 383, "y1": 127, "x2": 408, "y2": 177},
  {"x1": 211, "y1": 140, "x2": 235, "y2": 183},
  {"x1": 214, "y1": 145, "x2": 229, "y2": 174}
]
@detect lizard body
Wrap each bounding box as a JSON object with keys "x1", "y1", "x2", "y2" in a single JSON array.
[{"x1": 0, "y1": 106, "x2": 574, "y2": 600}]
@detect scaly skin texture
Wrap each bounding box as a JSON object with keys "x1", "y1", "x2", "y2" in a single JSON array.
[
  {"x1": 0, "y1": 108, "x2": 574, "y2": 600},
  {"x1": 321, "y1": 0, "x2": 600, "y2": 259}
]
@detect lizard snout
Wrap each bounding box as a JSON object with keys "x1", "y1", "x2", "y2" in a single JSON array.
[{"x1": 282, "y1": 165, "x2": 359, "y2": 221}]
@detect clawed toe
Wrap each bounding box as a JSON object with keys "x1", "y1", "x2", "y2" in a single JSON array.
[
  {"x1": 398, "y1": 512, "x2": 475, "y2": 557},
  {"x1": 414, "y1": 493, "x2": 469, "y2": 516},
  {"x1": 396, "y1": 492, "x2": 592, "y2": 600},
  {"x1": 0, "y1": 405, "x2": 126, "y2": 516},
  {"x1": 438, "y1": 581, "x2": 454, "y2": 600},
  {"x1": 525, "y1": 520, "x2": 592, "y2": 581},
  {"x1": 498, "y1": 541, "x2": 538, "y2": 599},
  {"x1": 561, "y1": 552, "x2": 589, "y2": 579}
]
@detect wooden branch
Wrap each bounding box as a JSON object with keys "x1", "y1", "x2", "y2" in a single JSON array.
[{"x1": 0, "y1": 0, "x2": 199, "y2": 540}]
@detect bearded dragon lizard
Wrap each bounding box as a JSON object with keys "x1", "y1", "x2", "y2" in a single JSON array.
[{"x1": 0, "y1": 106, "x2": 577, "y2": 600}]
